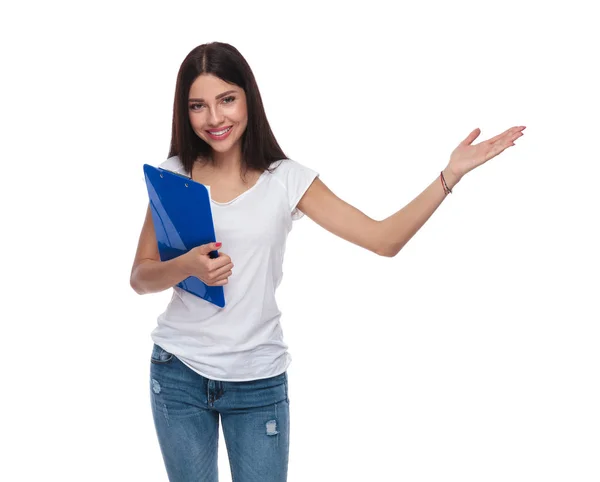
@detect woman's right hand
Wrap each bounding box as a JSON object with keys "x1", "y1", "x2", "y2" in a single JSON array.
[{"x1": 183, "y1": 242, "x2": 234, "y2": 286}]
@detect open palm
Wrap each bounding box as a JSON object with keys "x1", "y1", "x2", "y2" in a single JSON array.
[{"x1": 448, "y1": 126, "x2": 526, "y2": 180}]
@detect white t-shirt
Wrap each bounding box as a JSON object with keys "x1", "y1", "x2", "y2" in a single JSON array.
[{"x1": 150, "y1": 155, "x2": 319, "y2": 381}]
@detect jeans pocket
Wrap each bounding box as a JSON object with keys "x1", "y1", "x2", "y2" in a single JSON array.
[{"x1": 150, "y1": 343, "x2": 174, "y2": 364}]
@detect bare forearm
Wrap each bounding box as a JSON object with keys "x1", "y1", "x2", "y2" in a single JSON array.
[
  {"x1": 130, "y1": 254, "x2": 191, "y2": 295},
  {"x1": 378, "y1": 167, "x2": 460, "y2": 257}
]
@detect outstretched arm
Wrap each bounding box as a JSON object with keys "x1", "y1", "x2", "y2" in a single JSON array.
[
  {"x1": 297, "y1": 167, "x2": 458, "y2": 257},
  {"x1": 297, "y1": 125, "x2": 526, "y2": 257}
]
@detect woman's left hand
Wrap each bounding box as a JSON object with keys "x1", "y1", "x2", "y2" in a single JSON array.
[{"x1": 446, "y1": 125, "x2": 526, "y2": 181}]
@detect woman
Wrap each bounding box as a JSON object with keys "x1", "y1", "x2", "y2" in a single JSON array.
[{"x1": 130, "y1": 42, "x2": 525, "y2": 482}]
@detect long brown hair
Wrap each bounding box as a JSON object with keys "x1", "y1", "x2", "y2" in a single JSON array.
[{"x1": 168, "y1": 42, "x2": 287, "y2": 176}]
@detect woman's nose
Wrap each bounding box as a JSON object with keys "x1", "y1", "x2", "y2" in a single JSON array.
[{"x1": 208, "y1": 107, "x2": 225, "y2": 126}]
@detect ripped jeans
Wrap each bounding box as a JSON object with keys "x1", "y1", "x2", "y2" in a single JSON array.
[{"x1": 149, "y1": 344, "x2": 290, "y2": 482}]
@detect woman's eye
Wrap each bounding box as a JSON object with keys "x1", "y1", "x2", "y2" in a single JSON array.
[
  {"x1": 190, "y1": 103, "x2": 204, "y2": 110},
  {"x1": 223, "y1": 96, "x2": 235, "y2": 104}
]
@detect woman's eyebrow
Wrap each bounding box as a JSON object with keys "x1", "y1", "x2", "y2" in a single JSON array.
[{"x1": 188, "y1": 90, "x2": 237, "y2": 102}]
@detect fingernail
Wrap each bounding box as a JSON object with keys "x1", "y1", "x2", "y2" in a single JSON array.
[{"x1": 215, "y1": 242, "x2": 222, "y2": 248}]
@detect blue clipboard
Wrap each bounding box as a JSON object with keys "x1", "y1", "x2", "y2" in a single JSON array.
[{"x1": 143, "y1": 164, "x2": 225, "y2": 308}]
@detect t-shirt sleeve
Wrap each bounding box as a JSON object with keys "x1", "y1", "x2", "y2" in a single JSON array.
[
  {"x1": 158, "y1": 156, "x2": 186, "y2": 175},
  {"x1": 274, "y1": 158, "x2": 320, "y2": 221}
]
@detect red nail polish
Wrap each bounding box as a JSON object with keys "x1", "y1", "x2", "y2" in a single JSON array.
[{"x1": 215, "y1": 242, "x2": 222, "y2": 248}]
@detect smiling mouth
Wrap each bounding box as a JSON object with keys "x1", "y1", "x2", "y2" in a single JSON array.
[{"x1": 206, "y1": 126, "x2": 233, "y2": 138}]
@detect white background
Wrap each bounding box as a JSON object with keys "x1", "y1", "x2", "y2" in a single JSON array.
[{"x1": 2, "y1": 1, "x2": 599, "y2": 481}]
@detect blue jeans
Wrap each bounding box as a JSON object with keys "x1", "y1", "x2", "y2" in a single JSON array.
[{"x1": 149, "y1": 343, "x2": 290, "y2": 481}]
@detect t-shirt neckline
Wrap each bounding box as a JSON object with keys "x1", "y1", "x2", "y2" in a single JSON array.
[{"x1": 208, "y1": 170, "x2": 269, "y2": 206}]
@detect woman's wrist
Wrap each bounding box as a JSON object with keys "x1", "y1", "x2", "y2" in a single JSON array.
[
  {"x1": 442, "y1": 165, "x2": 462, "y2": 191},
  {"x1": 177, "y1": 250, "x2": 194, "y2": 278}
]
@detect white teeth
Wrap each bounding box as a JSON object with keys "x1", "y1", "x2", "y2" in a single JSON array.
[{"x1": 209, "y1": 127, "x2": 231, "y2": 136}]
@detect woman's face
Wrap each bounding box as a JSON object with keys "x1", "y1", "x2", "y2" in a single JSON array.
[{"x1": 188, "y1": 74, "x2": 248, "y2": 155}]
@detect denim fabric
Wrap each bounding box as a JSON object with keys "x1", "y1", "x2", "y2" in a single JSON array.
[{"x1": 150, "y1": 343, "x2": 290, "y2": 482}]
